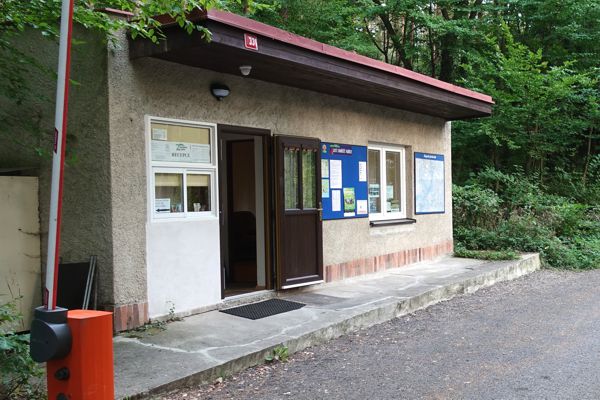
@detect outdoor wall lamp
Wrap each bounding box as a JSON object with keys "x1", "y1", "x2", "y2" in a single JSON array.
[
  {"x1": 210, "y1": 83, "x2": 230, "y2": 101},
  {"x1": 239, "y1": 65, "x2": 252, "y2": 76}
]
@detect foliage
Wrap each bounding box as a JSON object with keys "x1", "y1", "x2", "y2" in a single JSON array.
[
  {"x1": 0, "y1": 0, "x2": 267, "y2": 158},
  {"x1": 0, "y1": 301, "x2": 44, "y2": 400},
  {"x1": 454, "y1": 247, "x2": 519, "y2": 261},
  {"x1": 265, "y1": 345, "x2": 289, "y2": 363},
  {"x1": 253, "y1": 0, "x2": 377, "y2": 57},
  {"x1": 251, "y1": 1, "x2": 598, "y2": 192},
  {"x1": 453, "y1": 25, "x2": 600, "y2": 183},
  {"x1": 453, "y1": 169, "x2": 600, "y2": 269}
]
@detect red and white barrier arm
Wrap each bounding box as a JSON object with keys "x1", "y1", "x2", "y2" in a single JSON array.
[{"x1": 44, "y1": 0, "x2": 75, "y2": 310}]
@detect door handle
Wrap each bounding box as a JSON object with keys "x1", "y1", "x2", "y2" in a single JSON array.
[{"x1": 318, "y1": 201, "x2": 323, "y2": 221}]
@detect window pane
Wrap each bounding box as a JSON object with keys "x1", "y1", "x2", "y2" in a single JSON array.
[
  {"x1": 187, "y1": 174, "x2": 211, "y2": 212},
  {"x1": 284, "y1": 148, "x2": 299, "y2": 209},
  {"x1": 151, "y1": 122, "x2": 211, "y2": 163},
  {"x1": 386, "y1": 151, "x2": 402, "y2": 213},
  {"x1": 302, "y1": 149, "x2": 316, "y2": 209},
  {"x1": 155, "y1": 173, "x2": 183, "y2": 214},
  {"x1": 368, "y1": 149, "x2": 381, "y2": 213}
]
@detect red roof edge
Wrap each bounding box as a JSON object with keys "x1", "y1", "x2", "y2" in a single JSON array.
[{"x1": 206, "y1": 10, "x2": 494, "y2": 105}]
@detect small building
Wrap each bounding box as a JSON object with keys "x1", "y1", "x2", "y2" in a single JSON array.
[{"x1": 1, "y1": 10, "x2": 492, "y2": 332}]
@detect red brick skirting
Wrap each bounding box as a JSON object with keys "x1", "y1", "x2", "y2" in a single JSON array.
[
  {"x1": 324, "y1": 240, "x2": 454, "y2": 282},
  {"x1": 109, "y1": 301, "x2": 149, "y2": 332}
]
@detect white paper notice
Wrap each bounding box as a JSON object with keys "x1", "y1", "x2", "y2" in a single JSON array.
[
  {"x1": 330, "y1": 159, "x2": 343, "y2": 189},
  {"x1": 151, "y1": 141, "x2": 211, "y2": 163},
  {"x1": 152, "y1": 128, "x2": 168, "y2": 141},
  {"x1": 358, "y1": 161, "x2": 367, "y2": 182},
  {"x1": 331, "y1": 190, "x2": 341, "y2": 212},
  {"x1": 155, "y1": 198, "x2": 171, "y2": 213},
  {"x1": 322, "y1": 179, "x2": 330, "y2": 198},
  {"x1": 357, "y1": 200, "x2": 368, "y2": 215},
  {"x1": 321, "y1": 159, "x2": 329, "y2": 178}
]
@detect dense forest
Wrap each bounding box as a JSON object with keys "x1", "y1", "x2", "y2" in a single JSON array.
[
  {"x1": 1, "y1": 0, "x2": 599, "y2": 269},
  {"x1": 244, "y1": 0, "x2": 600, "y2": 269}
]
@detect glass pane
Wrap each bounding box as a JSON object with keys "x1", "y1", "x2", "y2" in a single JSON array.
[
  {"x1": 187, "y1": 174, "x2": 211, "y2": 212},
  {"x1": 368, "y1": 149, "x2": 381, "y2": 213},
  {"x1": 386, "y1": 151, "x2": 402, "y2": 213},
  {"x1": 302, "y1": 149, "x2": 316, "y2": 209},
  {"x1": 151, "y1": 122, "x2": 211, "y2": 163},
  {"x1": 284, "y1": 148, "x2": 299, "y2": 209},
  {"x1": 154, "y1": 173, "x2": 183, "y2": 214}
]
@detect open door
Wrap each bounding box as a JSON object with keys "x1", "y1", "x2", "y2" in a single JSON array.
[
  {"x1": 218, "y1": 125, "x2": 273, "y2": 298},
  {"x1": 274, "y1": 136, "x2": 323, "y2": 289}
]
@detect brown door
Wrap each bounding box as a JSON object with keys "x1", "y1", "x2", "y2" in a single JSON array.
[{"x1": 274, "y1": 136, "x2": 323, "y2": 289}]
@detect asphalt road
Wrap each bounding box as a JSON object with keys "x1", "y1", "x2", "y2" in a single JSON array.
[{"x1": 161, "y1": 269, "x2": 600, "y2": 400}]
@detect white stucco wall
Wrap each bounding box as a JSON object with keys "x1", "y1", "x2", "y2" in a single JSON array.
[{"x1": 146, "y1": 219, "x2": 221, "y2": 318}]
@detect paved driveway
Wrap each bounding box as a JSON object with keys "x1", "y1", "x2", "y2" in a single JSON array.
[{"x1": 160, "y1": 269, "x2": 600, "y2": 400}]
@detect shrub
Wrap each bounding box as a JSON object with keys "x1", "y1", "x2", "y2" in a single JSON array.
[
  {"x1": 453, "y1": 169, "x2": 600, "y2": 270},
  {"x1": 453, "y1": 184, "x2": 502, "y2": 229},
  {"x1": 0, "y1": 301, "x2": 44, "y2": 400}
]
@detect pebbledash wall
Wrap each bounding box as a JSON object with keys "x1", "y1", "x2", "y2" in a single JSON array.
[
  {"x1": 0, "y1": 28, "x2": 115, "y2": 320},
  {"x1": 104, "y1": 30, "x2": 453, "y2": 331}
]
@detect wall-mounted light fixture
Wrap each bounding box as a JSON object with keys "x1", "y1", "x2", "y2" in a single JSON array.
[
  {"x1": 239, "y1": 65, "x2": 252, "y2": 76},
  {"x1": 210, "y1": 83, "x2": 230, "y2": 101}
]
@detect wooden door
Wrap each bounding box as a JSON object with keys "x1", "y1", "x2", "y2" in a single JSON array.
[{"x1": 274, "y1": 136, "x2": 323, "y2": 289}]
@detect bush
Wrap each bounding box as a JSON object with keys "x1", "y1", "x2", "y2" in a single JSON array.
[
  {"x1": 453, "y1": 168, "x2": 600, "y2": 270},
  {"x1": 0, "y1": 301, "x2": 44, "y2": 400},
  {"x1": 454, "y1": 246, "x2": 519, "y2": 261},
  {"x1": 453, "y1": 184, "x2": 502, "y2": 229}
]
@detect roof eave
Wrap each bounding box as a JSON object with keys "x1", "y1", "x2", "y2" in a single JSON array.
[{"x1": 129, "y1": 10, "x2": 493, "y2": 120}]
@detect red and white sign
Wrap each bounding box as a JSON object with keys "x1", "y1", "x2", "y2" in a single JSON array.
[{"x1": 244, "y1": 33, "x2": 258, "y2": 51}]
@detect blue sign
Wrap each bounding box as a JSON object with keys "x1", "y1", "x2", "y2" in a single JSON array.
[{"x1": 321, "y1": 142, "x2": 369, "y2": 220}]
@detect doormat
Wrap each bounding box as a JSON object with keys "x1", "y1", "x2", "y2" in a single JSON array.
[{"x1": 220, "y1": 299, "x2": 305, "y2": 320}]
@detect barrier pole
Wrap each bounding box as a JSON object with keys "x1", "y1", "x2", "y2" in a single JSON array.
[{"x1": 44, "y1": 0, "x2": 75, "y2": 310}]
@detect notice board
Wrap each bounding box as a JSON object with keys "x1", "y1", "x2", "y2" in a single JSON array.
[
  {"x1": 321, "y1": 142, "x2": 369, "y2": 220},
  {"x1": 414, "y1": 152, "x2": 445, "y2": 214}
]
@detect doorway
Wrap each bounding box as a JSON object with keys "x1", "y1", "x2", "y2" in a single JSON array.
[{"x1": 218, "y1": 126, "x2": 272, "y2": 297}]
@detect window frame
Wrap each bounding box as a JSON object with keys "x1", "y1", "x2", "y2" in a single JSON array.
[
  {"x1": 368, "y1": 144, "x2": 407, "y2": 221},
  {"x1": 146, "y1": 116, "x2": 218, "y2": 221}
]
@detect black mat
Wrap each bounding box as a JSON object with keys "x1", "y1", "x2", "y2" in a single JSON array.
[{"x1": 220, "y1": 299, "x2": 306, "y2": 320}]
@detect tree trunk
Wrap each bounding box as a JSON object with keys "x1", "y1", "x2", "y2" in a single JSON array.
[
  {"x1": 439, "y1": 33, "x2": 456, "y2": 82},
  {"x1": 582, "y1": 128, "x2": 594, "y2": 186}
]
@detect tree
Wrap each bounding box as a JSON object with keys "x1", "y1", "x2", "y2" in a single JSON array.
[
  {"x1": 453, "y1": 25, "x2": 599, "y2": 183},
  {"x1": 0, "y1": 0, "x2": 265, "y2": 158}
]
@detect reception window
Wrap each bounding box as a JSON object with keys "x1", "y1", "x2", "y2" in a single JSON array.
[
  {"x1": 148, "y1": 117, "x2": 216, "y2": 219},
  {"x1": 368, "y1": 144, "x2": 407, "y2": 220}
]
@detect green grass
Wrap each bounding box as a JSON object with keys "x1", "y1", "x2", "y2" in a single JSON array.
[{"x1": 454, "y1": 247, "x2": 520, "y2": 261}]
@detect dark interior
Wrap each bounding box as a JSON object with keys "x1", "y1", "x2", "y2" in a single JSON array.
[{"x1": 223, "y1": 139, "x2": 259, "y2": 296}]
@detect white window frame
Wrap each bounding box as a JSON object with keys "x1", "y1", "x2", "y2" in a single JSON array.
[
  {"x1": 146, "y1": 116, "x2": 218, "y2": 221},
  {"x1": 368, "y1": 144, "x2": 407, "y2": 221}
]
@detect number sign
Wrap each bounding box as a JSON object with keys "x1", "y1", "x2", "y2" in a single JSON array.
[{"x1": 244, "y1": 34, "x2": 258, "y2": 51}]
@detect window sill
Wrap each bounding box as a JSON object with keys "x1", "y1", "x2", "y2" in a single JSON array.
[{"x1": 369, "y1": 218, "x2": 416, "y2": 227}]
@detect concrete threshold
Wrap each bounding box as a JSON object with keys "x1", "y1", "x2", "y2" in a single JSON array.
[{"x1": 114, "y1": 254, "x2": 540, "y2": 399}]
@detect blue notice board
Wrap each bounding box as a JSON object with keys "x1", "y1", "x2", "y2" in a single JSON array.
[{"x1": 321, "y1": 142, "x2": 369, "y2": 220}]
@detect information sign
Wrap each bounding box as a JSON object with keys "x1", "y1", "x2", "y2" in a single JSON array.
[
  {"x1": 321, "y1": 142, "x2": 369, "y2": 220},
  {"x1": 414, "y1": 152, "x2": 445, "y2": 214}
]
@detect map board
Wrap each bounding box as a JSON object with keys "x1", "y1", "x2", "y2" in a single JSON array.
[
  {"x1": 321, "y1": 143, "x2": 369, "y2": 220},
  {"x1": 414, "y1": 152, "x2": 445, "y2": 214}
]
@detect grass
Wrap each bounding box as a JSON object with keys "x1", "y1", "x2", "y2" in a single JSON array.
[{"x1": 454, "y1": 247, "x2": 520, "y2": 261}]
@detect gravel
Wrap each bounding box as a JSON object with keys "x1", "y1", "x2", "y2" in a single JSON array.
[{"x1": 157, "y1": 269, "x2": 600, "y2": 400}]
